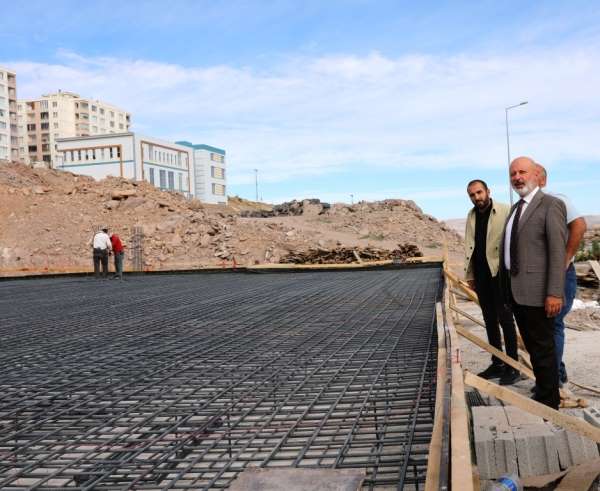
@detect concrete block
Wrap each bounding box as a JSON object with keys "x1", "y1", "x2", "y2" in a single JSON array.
[
  {"x1": 472, "y1": 406, "x2": 509, "y2": 428},
  {"x1": 493, "y1": 425, "x2": 518, "y2": 477},
  {"x1": 229, "y1": 468, "x2": 365, "y2": 491},
  {"x1": 504, "y1": 405, "x2": 544, "y2": 426},
  {"x1": 550, "y1": 425, "x2": 600, "y2": 468},
  {"x1": 474, "y1": 424, "x2": 496, "y2": 479},
  {"x1": 584, "y1": 407, "x2": 600, "y2": 429},
  {"x1": 513, "y1": 424, "x2": 560, "y2": 477}
]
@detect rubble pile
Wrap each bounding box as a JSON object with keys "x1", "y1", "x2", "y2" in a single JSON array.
[
  {"x1": 0, "y1": 163, "x2": 462, "y2": 273},
  {"x1": 241, "y1": 199, "x2": 330, "y2": 217},
  {"x1": 280, "y1": 243, "x2": 423, "y2": 264}
]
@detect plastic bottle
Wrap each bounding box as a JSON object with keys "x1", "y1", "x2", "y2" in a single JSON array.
[{"x1": 486, "y1": 474, "x2": 523, "y2": 491}]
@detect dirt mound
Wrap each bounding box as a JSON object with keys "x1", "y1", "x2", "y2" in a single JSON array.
[{"x1": 0, "y1": 163, "x2": 462, "y2": 274}]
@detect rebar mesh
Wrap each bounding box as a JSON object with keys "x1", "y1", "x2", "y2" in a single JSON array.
[{"x1": 0, "y1": 267, "x2": 442, "y2": 490}]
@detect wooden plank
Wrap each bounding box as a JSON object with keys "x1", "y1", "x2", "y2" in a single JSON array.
[
  {"x1": 444, "y1": 294, "x2": 475, "y2": 491},
  {"x1": 463, "y1": 371, "x2": 600, "y2": 443},
  {"x1": 425, "y1": 303, "x2": 448, "y2": 491},
  {"x1": 555, "y1": 457, "x2": 600, "y2": 491},
  {"x1": 569, "y1": 380, "x2": 600, "y2": 396},
  {"x1": 453, "y1": 321, "x2": 535, "y2": 379},
  {"x1": 352, "y1": 250, "x2": 363, "y2": 264}
]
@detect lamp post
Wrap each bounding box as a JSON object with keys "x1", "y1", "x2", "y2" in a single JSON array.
[
  {"x1": 505, "y1": 101, "x2": 528, "y2": 205},
  {"x1": 254, "y1": 169, "x2": 258, "y2": 202}
]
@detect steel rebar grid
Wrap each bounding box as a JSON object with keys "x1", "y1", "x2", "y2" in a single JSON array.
[{"x1": 0, "y1": 267, "x2": 442, "y2": 490}]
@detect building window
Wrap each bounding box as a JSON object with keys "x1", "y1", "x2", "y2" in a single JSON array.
[
  {"x1": 116, "y1": 147, "x2": 121, "y2": 158},
  {"x1": 210, "y1": 152, "x2": 224, "y2": 163},
  {"x1": 27, "y1": 123, "x2": 36, "y2": 131},
  {"x1": 99, "y1": 108, "x2": 104, "y2": 115},
  {"x1": 28, "y1": 145, "x2": 37, "y2": 152},
  {"x1": 168, "y1": 171, "x2": 174, "y2": 190},
  {"x1": 109, "y1": 147, "x2": 113, "y2": 159},
  {"x1": 178, "y1": 173, "x2": 183, "y2": 191},
  {"x1": 53, "y1": 123, "x2": 59, "y2": 129},
  {"x1": 149, "y1": 167, "x2": 155, "y2": 185},
  {"x1": 159, "y1": 169, "x2": 166, "y2": 188},
  {"x1": 91, "y1": 105, "x2": 97, "y2": 112},
  {"x1": 110, "y1": 111, "x2": 114, "y2": 118},
  {"x1": 52, "y1": 101, "x2": 57, "y2": 107},
  {"x1": 211, "y1": 166, "x2": 225, "y2": 179},
  {"x1": 77, "y1": 150, "x2": 82, "y2": 160},
  {"x1": 212, "y1": 183, "x2": 226, "y2": 196},
  {"x1": 41, "y1": 122, "x2": 49, "y2": 130}
]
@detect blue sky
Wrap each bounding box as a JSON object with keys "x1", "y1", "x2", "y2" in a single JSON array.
[{"x1": 2, "y1": 1, "x2": 600, "y2": 219}]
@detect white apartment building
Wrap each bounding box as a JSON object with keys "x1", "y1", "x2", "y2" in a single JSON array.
[
  {"x1": 0, "y1": 66, "x2": 18, "y2": 162},
  {"x1": 55, "y1": 133, "x2": 194, "y2": 197},
  {"x1": 17, "y1": 91, "x2": 131, "y2": 166},
  {"x1": 176, "y1": 141, "x2": 227, "y2": 205}
]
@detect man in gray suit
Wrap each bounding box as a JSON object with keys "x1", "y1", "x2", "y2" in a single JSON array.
[{"x1": 501, "y1": 156, "x2": 567, "y2": 409}]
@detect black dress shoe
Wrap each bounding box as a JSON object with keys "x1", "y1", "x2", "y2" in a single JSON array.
[
  {"x1": 499, "y1": 367, "x2": 520, "y2": 385},
  {"x1": 477, "y1": 364, "x2": 504, "y2": 379}
]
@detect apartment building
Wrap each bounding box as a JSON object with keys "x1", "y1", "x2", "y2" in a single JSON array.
[
  {"x1": 17, "y1": 91, "x2": 131, "y2": 166},
  {"x1": 176, "y1": 141, "x2": 227, "y2": 205},
  {"x1": 55, "y1": 133, "x2": 194, "y2": 197},
  {"x1": 0, "y1": 66, "x2": 18, "y2": 162}
]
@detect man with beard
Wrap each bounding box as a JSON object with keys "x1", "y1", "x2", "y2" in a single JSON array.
[
  {"x1": 501, "y1": 157, "x2": 567, "y2": 409},
  {"x1": 464, "y1": 180, "x2": 519, "y2": 385}
]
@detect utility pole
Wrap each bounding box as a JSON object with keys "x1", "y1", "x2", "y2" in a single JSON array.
[{"x1": 254, "y1": 169, "x2": 258, "y2": 202}]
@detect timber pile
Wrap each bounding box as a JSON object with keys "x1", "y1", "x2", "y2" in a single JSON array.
[{"x1": 279, "y1": 243, "x2": 422, "y2": 264}]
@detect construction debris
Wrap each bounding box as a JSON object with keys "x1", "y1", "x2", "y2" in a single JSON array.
[{"x1": 279, "y1": 243, "x2": 423, "y2": 264}]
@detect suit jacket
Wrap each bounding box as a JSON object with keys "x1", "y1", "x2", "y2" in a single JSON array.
[
  {"x1": 499, "y1": 190, "x2": 567, "y2": 307},
  {"x1": 464, "y1": 200, "x2": 511, "y2": 280}
]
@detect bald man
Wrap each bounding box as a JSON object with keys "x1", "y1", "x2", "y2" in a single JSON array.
[
  {"x1": 500, "y1": 157, "x2": 567, "y2": 409},
  {"x1": 536, "y1": 164, "x2": 587, "y2": 387}
]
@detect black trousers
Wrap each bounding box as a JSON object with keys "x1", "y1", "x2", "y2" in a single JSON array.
[
  {"x1": 474, "y1": 266, "x2": 518, "y2": 365},
  {"x1": 93, "y1": 248, "x2": 109, "y2": 278},
  {"x1": 511, "y1": 296, "x2": 560, "y2": 410}
]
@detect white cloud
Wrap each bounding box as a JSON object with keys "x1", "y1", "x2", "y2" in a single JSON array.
[{"x1": 5, "y1": 44, "x2": 600, "y2": 186}]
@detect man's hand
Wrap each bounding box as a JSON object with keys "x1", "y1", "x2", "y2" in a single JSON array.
[
  {"x1": 545, "y1": 296, "x2": 562, "y2": 318},
  {"x1": 467, "y1": 280, "x2": 476, "y2": 291}
]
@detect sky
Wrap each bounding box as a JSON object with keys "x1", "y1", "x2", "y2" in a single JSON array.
[{"x1": 2, "y1": 0, "x2": 600, "y2": 219}]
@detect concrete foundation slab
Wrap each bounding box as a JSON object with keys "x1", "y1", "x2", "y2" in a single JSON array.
[{"x1": 229, "y1": 468, "x2": 365, "y2": 491}]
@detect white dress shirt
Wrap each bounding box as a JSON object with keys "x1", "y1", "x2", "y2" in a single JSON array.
[
  {"x1": 92, "y1": 231, "x2": 112, "y2": 251},
  {"x1": 504, "y1": 186, "x2": 539, "y2": 271}
]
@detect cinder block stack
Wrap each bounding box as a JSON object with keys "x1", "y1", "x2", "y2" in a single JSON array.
[{"x1": 472, "y1": 404, "x2": 599, "y2": 481}]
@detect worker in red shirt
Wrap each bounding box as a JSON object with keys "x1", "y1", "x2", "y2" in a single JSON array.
[{"x1": 110, "y1": 233, "x2": 125, "y2": 280}]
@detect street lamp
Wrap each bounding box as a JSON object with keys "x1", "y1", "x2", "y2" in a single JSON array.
[{"x1": 505, "y1": 101, "x2": 528, "y2": 205}]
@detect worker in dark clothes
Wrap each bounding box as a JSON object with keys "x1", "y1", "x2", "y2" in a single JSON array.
[
  {"x1": 110, "y1": 233, "x2": 125, "y2": 280},
  {"x1": 464, "y1": 180, "x2": 520, "y2": 385}
]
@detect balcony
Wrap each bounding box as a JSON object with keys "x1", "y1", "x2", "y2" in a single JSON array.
[{"x1": 7, "y1": 75, "x2": 16, "y2": 89}]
